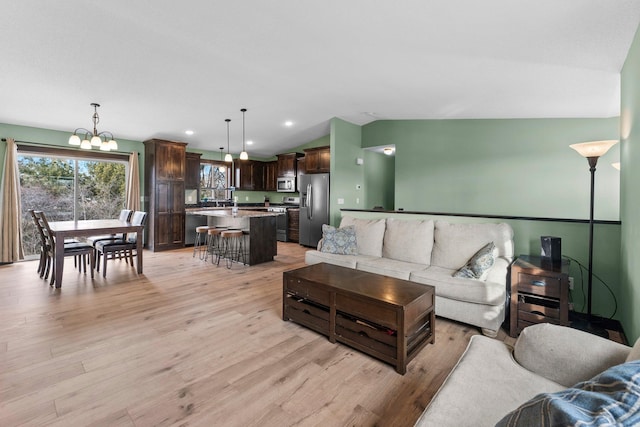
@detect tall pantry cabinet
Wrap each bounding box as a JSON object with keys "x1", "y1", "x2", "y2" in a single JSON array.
[{"x1": 144, "y1": 139, "x2": 187, "y2": 252}]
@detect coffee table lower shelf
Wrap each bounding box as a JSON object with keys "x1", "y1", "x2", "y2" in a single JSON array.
[{"x1": 282, "y1": 263, "x2": 435, "y2": 375}]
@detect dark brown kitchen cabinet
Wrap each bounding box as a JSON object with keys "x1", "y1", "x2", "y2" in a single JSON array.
[
  {"x1": 235, "y1": 160, "x2": 264, "y2": 191},
  {"x1": 144, "y1": 139, "x2": 187, "y2": 252},
  {"x1": 264, "y1": 161, "x2": 278, "y2": 191},
  {"x1": 303, "y1": 146, "x2": 330, "y2": 173},
  {"x1": 185, "y1": 152, "x2": 202, "y2": 189},
  {"x1": 277, "y1": 153, "x2": 301, "y2": 177}
]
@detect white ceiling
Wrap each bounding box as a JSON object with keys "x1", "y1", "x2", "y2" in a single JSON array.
[{"x1": 2, "y1": 0, "x2": 640, "y2": 157}]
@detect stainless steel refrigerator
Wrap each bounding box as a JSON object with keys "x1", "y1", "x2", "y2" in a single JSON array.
[{"x1": 299, "y1": 173, "x2": 330, "y2": 247}]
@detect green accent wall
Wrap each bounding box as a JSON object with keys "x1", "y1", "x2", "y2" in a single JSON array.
[
  {"x1": 363, "y1": 150, "x2": 395, "y2": 210},
  {"x1": 362, "y1": 118, "x2": 620, "y2": 219},
  {"x1": 621, "y1": 25, "x2": 640, "y2": 343},
  {"x1": 330, "y1": 118, "x2": 364, "y2": 225}
]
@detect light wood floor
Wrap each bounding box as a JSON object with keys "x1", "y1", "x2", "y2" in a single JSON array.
[{"x1": 0, "y1": 243, "x2": 514, "y2": 427}]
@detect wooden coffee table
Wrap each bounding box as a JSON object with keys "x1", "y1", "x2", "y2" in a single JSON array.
[{"x1": 283, "y1": 263, "x2": 435, "y2": 374}]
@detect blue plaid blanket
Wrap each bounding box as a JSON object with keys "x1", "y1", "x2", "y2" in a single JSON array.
[{"x1": 496, "y1": 360, "x2": 640, "y2": 427}]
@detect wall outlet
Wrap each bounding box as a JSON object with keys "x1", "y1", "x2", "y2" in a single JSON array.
[
  {"x1": 569, "y1": 302, "x2": 574, "y2": 311},
  {"x1": 245, "y1": 196, "x2": 249, "y2": 201},
  {"x1": 337, "y1": 198, "x2": 344, "y2": 205},
  {"x1": 568, "y1": 276, "x2": 574, "y2": 290},
  {"x1": 356, "y1": 198, "x2": 359, "y2": 204}
]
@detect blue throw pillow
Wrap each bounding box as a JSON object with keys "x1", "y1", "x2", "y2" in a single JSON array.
[
  {"x1": 453, "y1": 242, "x2": 496, "y2": 279},
  {"x1": 320, "y1": 224, "x2": 357, "y2": 255},
  {"x1": 495, "y1": 360, "x2": 640, "y2": 427}
]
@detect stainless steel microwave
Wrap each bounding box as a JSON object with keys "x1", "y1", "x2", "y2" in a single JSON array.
[{"x1": 277, "y1": 177, "x2": 296, "y2": 192}]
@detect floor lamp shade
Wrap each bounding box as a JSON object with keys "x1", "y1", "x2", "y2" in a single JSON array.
[
  {"x1": 569, "y1": 139, "x2": 617, "y2": 338},
  {"x1": 569, "y1": 140, "x2": 618, "y2": 159}
]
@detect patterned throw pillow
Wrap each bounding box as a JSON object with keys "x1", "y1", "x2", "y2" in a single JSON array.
[
  {"x1": 495, "y1": 360, "x2": 640, "y2": 427},
  {"x1": 453, "y1": 242, "x2": 496, "y2": 279},
  {"x1": 320, "y1": 225, "x2": 357, "y2": 255}
]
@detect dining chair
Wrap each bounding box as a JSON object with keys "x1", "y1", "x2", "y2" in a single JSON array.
[
  {"x1": 33, "y1": 210, "x2": 95, "y2": 287},
  {"x1": 29, "y1": 209, "x2": 87, "y2": 278},
  {"x1": 86, "y1": 209, "x2": 133, "y2": 245},
  {"x1": 94, "y1": 211, "x2": 147, "y2": 278}
]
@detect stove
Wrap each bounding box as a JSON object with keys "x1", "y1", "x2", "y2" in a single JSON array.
[{"x1": 270, "y1": 197, "x2": 300, "y2": 242}]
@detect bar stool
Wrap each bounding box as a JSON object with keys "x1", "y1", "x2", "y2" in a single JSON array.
[
  {"x1": 193, "y1": 225, "x2": 215, "y2": 260},
  {"x1": 206, "y1": 228, "x2": 225, "y2": 264},
  {"x1": 220, "y1": 229, "x2": 246, "y2": 269}
]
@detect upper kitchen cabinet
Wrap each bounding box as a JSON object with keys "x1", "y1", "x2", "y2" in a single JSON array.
[
  {"x1": 185, "y1": 152, "x2": 202, "y2": 190},
  {"x1": 303, "y1": 146, "x2": 330, "y2": 174},
  {"x1": 151, "y1": 140, "x2": 186, "y2": 180},
  {"x1": 144, "y1": 139, "x2": 187, "y2": 252},
  {"x1": 264, "y1": 161, "x2": 278, "y2": 191},
  {"x1": 277, "y1": 153, "x2": 302, "y2": 177},
  {"x1": 235, "y1": 160, "x2": 264, "y2": 191}
]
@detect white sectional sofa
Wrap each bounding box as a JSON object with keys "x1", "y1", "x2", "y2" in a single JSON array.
[
  {"x1": 305, "y1": 216, "x2": 515, "y2": 337},
  {"x1": 415, "y1": 323, "x2": 639, "y2": 426}
]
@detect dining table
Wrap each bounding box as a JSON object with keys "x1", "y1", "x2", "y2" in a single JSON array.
[{"x1": 47, "y1": 219, "x2": 144, "y2": 288}]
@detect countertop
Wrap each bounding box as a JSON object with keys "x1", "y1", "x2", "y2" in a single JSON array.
[{"x1": 186, "y1": 208, "x2": 280, "y2": 218}]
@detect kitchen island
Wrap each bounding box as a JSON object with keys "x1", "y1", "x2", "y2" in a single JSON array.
[{"x1": 186, "y1": 208, "x2": 278, "y2": 265}]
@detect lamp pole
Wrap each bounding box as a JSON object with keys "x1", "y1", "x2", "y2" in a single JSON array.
[
  {"x1": 569, "y1": 140, "x2": 617, "y2": 338},
  {"x1": 586, "y1": 156, "x2": 597, "y2": 320}
]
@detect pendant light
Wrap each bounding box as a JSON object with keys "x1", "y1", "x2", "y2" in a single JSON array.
[
  {"x1": 224, "y1": 119, "x2": 233, "y2": 162},
  {"x1": 218, "y1": 147, "x2": 226, "y2": 173},
  {"x1": 239, "y1": 108, "x2": 249, "y2": 160}
]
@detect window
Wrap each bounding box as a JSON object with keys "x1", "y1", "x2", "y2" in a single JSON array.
[
  {"x1": 18, "y1": 148, "x2": 128, "y2": 258},
  {"x1": 199, "y1": 160, "x2": 229, "y2": 202}
]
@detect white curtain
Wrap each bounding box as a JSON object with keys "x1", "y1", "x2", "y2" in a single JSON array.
[
  {"x1": 0, "y1": 138, "x2": 24, "y2": 262},
  {"x1": 126, "y1": 151, "x2": 140, "y2": 212}
]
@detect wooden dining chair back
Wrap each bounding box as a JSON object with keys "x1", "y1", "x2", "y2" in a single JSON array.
[
  {"x1": 28, "y1": 209, "x2": 50, "y2": 278},
  {"x1": 33, "y1": 210, "x2": 95, "y2": 287},
  {"x1": 94, "y1": 211, "x2": 147, "y2": 278},
  {"x1": 86, "y1": 209, "x2": 133, "y2": 246}
]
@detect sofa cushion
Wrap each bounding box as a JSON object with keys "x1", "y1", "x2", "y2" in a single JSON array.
[
  {"x1": 431, "y1": 221, "x2": 514, "y2": 270},
  {"x1": 514, "y1": 323, "x2": 631, "y2": 387},
  {"x1": 495, "y1": 360, "x2": 640, "y2": 427},
  {"x1": 382, "y1": 218, "x2": 434, "y2": 265},
  {"x1": 320, "y1": 224, "x2": 357, "y2": 255},
  {"x1": 340, "y1": 216, "x2": 386, "y2": 257},
  {"x1": 415, "y1": 335, "x2": 564, "y2": 427},
  {"x1": 409, "y1": 266, "x2": 505, "y2": 305},
  {"x1": 453, "y1": 242, "x2": 496, "y2": 279},
  {"x1": 356, "y1": 257, "x2": 426, "y2": 280},
  {"x1": 304, "y1": 250, "x2": 378, "y2": 269}
]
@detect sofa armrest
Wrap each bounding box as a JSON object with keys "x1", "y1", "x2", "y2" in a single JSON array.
[
  {"x1": 316, "y1": 238, "x2": 324, "y2": 251},
  {"x1": 485, "y1": 256, "x2": 510, "y2": 284},
  {"x1": 514, "y1": 323, "x2": 631, "y2": 387}
]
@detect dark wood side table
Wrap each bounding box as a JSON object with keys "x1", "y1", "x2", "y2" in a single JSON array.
[{"x1": 509, "y1": 255, "x2": 570, "y2": 337}]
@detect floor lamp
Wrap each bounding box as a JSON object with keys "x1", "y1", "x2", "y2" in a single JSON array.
[{"x1": 569, "y1": 139, "x2": 618, "y2": 338}]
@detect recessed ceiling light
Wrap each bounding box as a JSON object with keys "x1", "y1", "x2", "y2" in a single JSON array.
[
  {"x1": 284, "y1": 121, "x2": 294, "y2": 127},
  {"x1": 185, "y1": 130, "x2": 194, "y2": 136},
  {"x1": 247, "y1": 140, "x2": 254, "y2": 145}
]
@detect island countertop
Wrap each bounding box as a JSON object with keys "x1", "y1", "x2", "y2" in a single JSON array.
[{"x1": 186, "y1": 208, "x2": 279, "y2": 218}]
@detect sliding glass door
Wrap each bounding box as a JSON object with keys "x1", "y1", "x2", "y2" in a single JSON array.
[{"x1": 18, "y1": 151, "x2": 127, "y2": 257}]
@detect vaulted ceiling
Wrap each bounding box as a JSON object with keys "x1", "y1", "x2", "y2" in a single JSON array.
[{"x1": 2, "y1": 1, "x2": 640, "y2": 156}]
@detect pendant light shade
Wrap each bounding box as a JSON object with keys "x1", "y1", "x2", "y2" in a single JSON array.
[
  {"x1": 218, "y1": 147, "x2": 226, "y2": 173},
  {"x1": 224, "y1": 118, "x2": 233, "y2": 162},
  {"x1": 239, "y1": 108, "x2": 248, "y2": 160}
]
